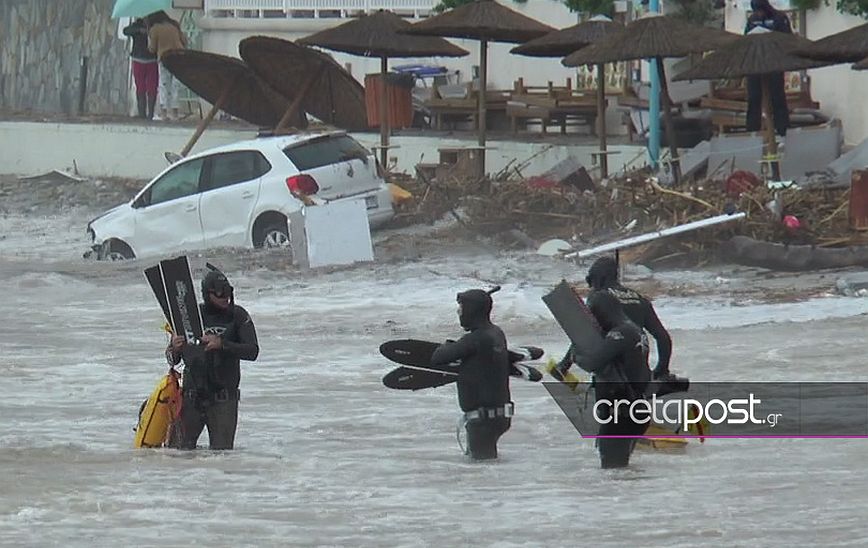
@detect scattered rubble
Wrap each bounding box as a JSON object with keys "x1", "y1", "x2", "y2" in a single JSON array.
[
  {"x1": 0, "y1": 174, "x2": 144, "y2": 216},
  {"x1": 386, "y1": 157, "x2": 867, "y2": 267},
  {"x1": 835, "y1": 272, "x2": 868, "y2": 297}
]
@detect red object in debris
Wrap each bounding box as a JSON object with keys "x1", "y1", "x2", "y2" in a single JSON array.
[
  {"x1": 783, "y1": 215, "x2": 801, "y2": 230},
  {"x1": 725, "y1": 170, "x2": 762, "y2": 196},
  {"x1": 850, "y1": 169, "x2": 868, "y2": 230}
]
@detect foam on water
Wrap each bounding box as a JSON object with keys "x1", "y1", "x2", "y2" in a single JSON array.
[{"x1": 3, "y1": 208, "x2": 868, "y2": 546}]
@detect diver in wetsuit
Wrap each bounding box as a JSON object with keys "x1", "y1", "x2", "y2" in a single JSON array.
[
  {"x1": 576, "y1": 256, "x2": 673, "y2": 380},
  {"x1": 167, "y1": 269, "x2": 259, "y2": 450},
  {"x1": 564, "y1": 290, "x2": 651, "y2": 468},
  {"x1": 430, "y1": 288, "x2": 512, "y2": 460}
]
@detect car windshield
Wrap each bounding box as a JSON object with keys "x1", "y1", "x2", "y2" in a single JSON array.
[{"x1": 283, "y1": 135, "x2": 370, "y2": 171}]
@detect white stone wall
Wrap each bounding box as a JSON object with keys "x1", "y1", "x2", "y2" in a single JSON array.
[
  {"x1": 0, "y1": 121, "x2": 644, "y2": 179},
  {"x1": 0, "y1": 0, "x2": 130, "y2": 116}
]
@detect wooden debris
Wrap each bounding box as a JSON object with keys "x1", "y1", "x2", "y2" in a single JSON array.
[{"x1": 386, "y1": 166, "x2": 859, "y2": 264}]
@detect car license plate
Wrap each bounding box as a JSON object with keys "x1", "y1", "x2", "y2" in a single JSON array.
[{"x1": 365, "y1": 196, "x2": 378, "y2": 210}]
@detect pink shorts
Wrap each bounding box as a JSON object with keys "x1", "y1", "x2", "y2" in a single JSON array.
[{"x1": 132, "y1": 60, "x2": 159, "y2": 97}]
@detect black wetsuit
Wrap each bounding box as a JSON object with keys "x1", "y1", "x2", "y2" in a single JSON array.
[
  {"x1": 168, "y1": 302, "x2": 259, "y2": 450},
  {"x1": 599, "y1": 285, "x2": 671, "y2": 376},
  {"x1": 567, "y1": 290, "x2": 651, "y2": 468},
  {"x1": 581, "y1": 256, "x2": 673, "y2": 378},
  {"x1": 431, "y1": 289, "x2": 512, "y2": 460}
]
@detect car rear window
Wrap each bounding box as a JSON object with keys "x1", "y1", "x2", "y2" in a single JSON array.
[{"x1": 283, "y1": 135, "x2": 371, "y2": 171}]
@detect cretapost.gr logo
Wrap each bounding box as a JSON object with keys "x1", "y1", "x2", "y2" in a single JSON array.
[
  {"x1": 593, "y1": 393, "x2": 783, "y2": 431},
  {"x1": 544, "y1": 382, "x2": 868, "y2": 438}
]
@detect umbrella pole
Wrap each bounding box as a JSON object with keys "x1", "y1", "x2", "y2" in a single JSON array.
[
  {"x1": 477, "y1": 38, "x2": 488, "y2": 178},
  {"x1": 276, "y1": 65, "x2": 325, "y2": 131},
  {"x1": 656, "y1": 58, "x2": 681, "y2": 183},
  {"x1": 379, "y1": 56, "x2": 389, "y2": 171},
  {"x1": 596, "y1": 63, "x2": 608, "y2": 179},
  {"x1": 761, "y1": 75, "x2": 780, "y2": 180},
  {"x1": 180, "y1": 85, "x2": 231, "y2": 157}
]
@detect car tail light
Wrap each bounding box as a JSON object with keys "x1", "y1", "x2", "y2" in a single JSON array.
[{"x1": 286, "y1": 174, "x2": 319, "y2": 196}]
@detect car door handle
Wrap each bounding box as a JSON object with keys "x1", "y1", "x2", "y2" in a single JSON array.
[
  {"x1": 241, "y1": 191, "x2": 254, "y2": 199},
  {"x1": 185, "y1": 205, "x2": 197, "y2": 212}
]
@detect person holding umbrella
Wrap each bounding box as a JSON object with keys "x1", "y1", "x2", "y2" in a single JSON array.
[
  {"x1": 123, "y1": 17, "x2": 159, "y2": 119},
  {"x1": 744, "y1": 0, "x2": 793, "y2": 137},
  {"x1": 147, "y1": 10, "x2": 187, "y2": 121}
]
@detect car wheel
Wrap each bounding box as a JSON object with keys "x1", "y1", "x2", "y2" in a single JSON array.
[
  {"x1": 103, "y1": 239, "x2": 135, "y2": 261},
  {"x1": 257, "y1": 223, "x2": 289, "y2": 249}
]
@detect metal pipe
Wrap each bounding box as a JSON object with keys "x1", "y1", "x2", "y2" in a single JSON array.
[{"x1": 648, "y1": 0, "x2": 660, "y2": 170}]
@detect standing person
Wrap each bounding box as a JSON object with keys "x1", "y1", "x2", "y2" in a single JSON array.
[
  {"x1": 559, "y1": 291, "x2": 651, "y2": 468},
  {"x1": 122, "y1": 18, "x2": 158, "y2": 119},
  {"x1": 430, "y1": 287, "x2": 513, "y2": 460},
  {"x1": 167, "y1": 269, "x2": 259, "y2": 450},
  {"x1": 147, "y1": 10, "x2": 187, "y2": 121},
  {"x1": 744, "y1": 0, "x2": 793, "y2": 136},
  {"x1": 581, "y1": 256, "x2": 673, "y2": 380}
]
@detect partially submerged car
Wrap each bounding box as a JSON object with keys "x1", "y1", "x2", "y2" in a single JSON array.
[{"x1": 85, "y1": 131, "x2": 394, "y2": 260}]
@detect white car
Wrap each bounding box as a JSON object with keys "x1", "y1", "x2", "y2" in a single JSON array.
[{"x1": 86, "y1": 131, "x2": 394, "y2": 260}]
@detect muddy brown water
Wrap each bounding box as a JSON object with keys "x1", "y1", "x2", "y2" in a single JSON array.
[{"x1": 2, "y1": 176, "x2": 868, "y2": 546}]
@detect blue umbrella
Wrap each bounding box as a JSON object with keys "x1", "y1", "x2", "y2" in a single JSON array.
[{"x1": 111, "y1": 0, "x2": 171, "y2": 19}]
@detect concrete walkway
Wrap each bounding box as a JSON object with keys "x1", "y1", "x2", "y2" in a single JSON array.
[{"x1": 0, "y1": 117, "x2": 646, "y2": 180}]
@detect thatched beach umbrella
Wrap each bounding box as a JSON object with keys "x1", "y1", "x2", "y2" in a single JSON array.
[
  {"x1": 675, "y1": 29, "x2": 830, "y2": 178},
  {"x1": 796, "y1": 22, "x2": 868, "y2": 63},
  {"x1": 298, "y1": 10, "x2": 468, "y2": 168},
  {"x1": 162, "y1": 49, "x2": 306, "y2": 156},
  {"x1": 240, "y1": 36, "x2": 368, "y2": 131},
  {"x1": 402, "y1": 0, "x2": 554, "y2": 176},
  {"x1": 511, "y1": 16, "x2": 623, "y2": 177},
  {"x1": 563, "y1": 14, "x2": 737, "y2": 182}
]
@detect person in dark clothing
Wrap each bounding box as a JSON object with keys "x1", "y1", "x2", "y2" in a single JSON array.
[
  {"x1": 558, "y1": 256, "x2": 673, "y2": 380},
  {"x1": 167, "y1": 269, "x2": 259, "y2": 450},
  {"x1": 122, "y1": 18, "x2": 158, "y2": 119},
  {"x1": 744, "y1": 0, "x2": 793, "y2": 137},
  {"x1": 563, "y1": 290, "x2": 651, "y2": 468},
  {"x1": 430, "y1": 287, "x2": 512, "y2": 460}
]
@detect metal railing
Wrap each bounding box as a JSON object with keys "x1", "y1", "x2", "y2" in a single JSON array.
[{"x1": 203, "y1": 0, "x2": 435, "y2": 18}]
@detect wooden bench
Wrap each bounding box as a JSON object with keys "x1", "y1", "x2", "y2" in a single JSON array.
[
  {"x1": 424, "y1": 88, "x2": 509, "y2": 130},
  {"x1": 507, "y1": 77, "x2": 599, "y2": 135},
  {"x1": 506, "y1": 102, "x2": 598, "y2": 134}
]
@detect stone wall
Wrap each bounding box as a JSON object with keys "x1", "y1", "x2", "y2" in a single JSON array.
[{"x1": 0, "y1": 0, "x2": 128, "y2": 116}]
